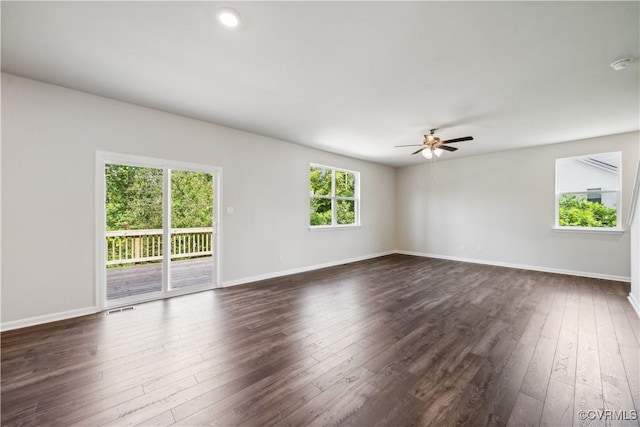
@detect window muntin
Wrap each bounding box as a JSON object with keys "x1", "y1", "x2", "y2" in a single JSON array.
[
  {"x1": 555, "y1": 152, "x2": 621, "y2": 229},
  {"x1": 310, "y1": 164, "x2": 360, "y2": 227}
]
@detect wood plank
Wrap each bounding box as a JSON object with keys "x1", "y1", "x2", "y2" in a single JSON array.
[
  {"x1": 137, "y1": 410, "x2": 175, "y2": 426},
  {"x1": 540, "y1": 378, "x2": 574, "y2": 427},
  {"x1": 574, "y1": 382, "x2": 605, "y2": 427},
  {"x1": 551, "y1": 289, "x2": 579, "y2": 386},
  {"x1": 618, "y1": 344, "x2": 640, "y2": 413},
  {"x1": 622, "y1": 302, "x2": 640, "y2": 346},
  {"x1": 601, "y1": 374, "x2": 639, "y2": 427},
  {"x1": 507, "y1": 392, "x2": 544, "y2": 427},
  {"x1": 519, "y1": 312, "x2": 548, "y2": 347},
  {"x1": 576, "y1": 291, "x2": 602, "y2": 391},
  {"x1": 491, "y1": 342, "x2": 537, "y2": 422},
  {"x1": 521, "y1": 291, "x2": 565, "y2": 401}
]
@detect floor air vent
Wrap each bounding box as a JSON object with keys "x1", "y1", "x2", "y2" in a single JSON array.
[{"x1": 106, "y1": 306, "x2": 135, "y2": 315}]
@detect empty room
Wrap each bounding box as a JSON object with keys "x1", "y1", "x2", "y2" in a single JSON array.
[{"x1": 1, "y1": 2, "x2": 639, "y2": 426}]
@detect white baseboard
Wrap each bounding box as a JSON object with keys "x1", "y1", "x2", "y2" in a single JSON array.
[
  {"x1": 395, "y1": 250, "x2": 631, "y2": 283},
  {"x1": 628, "y1": 294, "x2": 640, "y2": 319},
  {"x1": 1, "y1": 306, "x2": 97, "y2": 332},
  {"x1": 222, "y1": 250, "x2": 396, "y2": 288}
]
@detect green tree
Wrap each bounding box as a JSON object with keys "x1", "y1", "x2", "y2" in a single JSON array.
[
  {"x1": 171, "y1": 170, "x2": 213, "y2": 228},
  {"x1": 106, "y1": 165, "x2": 163, "y2": 230},
  {"x1": 310, "y1": 199, "x2": 332, "y2": 226},
  {"x1": 337, "y1": 200, "x2": 355, "y2": 224},
  {"x1": 558, "y1": 194, "x2": 617, "y2": 227}
]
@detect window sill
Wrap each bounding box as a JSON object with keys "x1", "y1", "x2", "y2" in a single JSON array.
[
  {"x1": 552, "y1": 226, "x2": 625, "y2": 235},
  {"x1": 309, "y1": 225, "x2": 361, "y2": 231}
]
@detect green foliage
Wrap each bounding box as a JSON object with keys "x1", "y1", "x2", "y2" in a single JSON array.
[
  {"x1": 309, "y1": 167, "x2": 332, "y2": 196},
  {"x1": 106, "y1": 165, "x2": 163, "y2": 230},
  {"x1": 106, "y1": 165, "x2": 213, "y2": 231},
  {"x1": 337, "y1": 200, "x2": 355, "y2": 225},
  {"x1": 558, "y1": 194, "x2": 617, "y2": 227},
  {"x1": 335, "y1": 171, "x2": 355, "y2": 197},
  {"x1": 310, "y1": 198, "x2": 332, "y2": 226},
  {"x1": 171, "y1": 170, "x2": 213, "y2": 228}
]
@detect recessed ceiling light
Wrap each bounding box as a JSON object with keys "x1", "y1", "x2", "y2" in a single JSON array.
[
  {"x1": 217, "y1": 8, "x2": 240, "y2": 28},
  {"x1": 610, "y1": 58, "x2": 633, "y2": 71}
]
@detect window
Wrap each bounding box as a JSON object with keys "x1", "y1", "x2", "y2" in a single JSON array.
[
  {"x1": 555, "y1": 152, "x2": 621, "y2": 230},
  {"x1": 309, "y1": 164, "x2": 360, "y2": 227}
]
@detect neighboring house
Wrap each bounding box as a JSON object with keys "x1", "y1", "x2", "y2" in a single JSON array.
[{"x1": 557, "y1": 152, "x2": 620, "y2": 209}]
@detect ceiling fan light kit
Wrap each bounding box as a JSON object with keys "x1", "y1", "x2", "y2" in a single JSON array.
[
  {"x1": 422, "y1": 148, "x2": 443, "y2": 159},
  {"x1": 216, "y1": 8, "x2": 241, "y2": 28},
  {"x1": 395, "y1": 128, "x2": 473, "y2": 163}
]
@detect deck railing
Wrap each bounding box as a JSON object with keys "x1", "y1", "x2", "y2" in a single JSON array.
[{"x1": 106, "y1": 227, "x2": 213, "y2": 266}]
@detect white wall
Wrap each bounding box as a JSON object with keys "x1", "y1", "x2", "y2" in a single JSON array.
[
  {"x1": 1, "y1": 74, "x2": 396, "y2": 324},
  {"x1": 396, "y1": 132, "x2": 639, "y2": 280},
  {"x1": 630, "y1": 160, "x2": 640, "y2": 316}
]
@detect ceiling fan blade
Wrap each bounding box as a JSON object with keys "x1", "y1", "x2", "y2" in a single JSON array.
[
  {"x1": 439, "y1": 145, "x2": 458, "y2": 152},
  {"x1": 412, "y1": 147, "x2": 428, "y2": 155},
  {"x1": 395, "y1": 144, "x2": 426, "y2": 147},
  {"x1": 441, "y1": 136, "x2": 473, "y2": 144}
]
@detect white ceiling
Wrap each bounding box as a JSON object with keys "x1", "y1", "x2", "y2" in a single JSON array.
[{"x1": 2, "y1": 1, "x2": 638, "y2": 167}]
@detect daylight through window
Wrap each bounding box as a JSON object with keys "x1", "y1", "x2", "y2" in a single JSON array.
[
  {"x1": 555, "y1": 152, "x2": 621, "y2": 229},
  {"x1": 309, "y1": 164, "x2": 360, "y2": 227}
]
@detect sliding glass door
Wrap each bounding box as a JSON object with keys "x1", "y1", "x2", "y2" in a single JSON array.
[{"x1": 98, "y1": 152, "x2": 220, "y2": 308}]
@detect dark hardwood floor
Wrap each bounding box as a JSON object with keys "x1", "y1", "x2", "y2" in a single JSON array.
[{"x1": 2, "y1": 254, "x2": 638, "y2": 426}]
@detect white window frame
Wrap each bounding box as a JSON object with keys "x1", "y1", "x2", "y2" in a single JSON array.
[
  {"x1": 309, "y1": 163, "x2": 361, "y2": 229},
  {"x1": 554, "y1": 151, "x2": 623, "y2": 234}
]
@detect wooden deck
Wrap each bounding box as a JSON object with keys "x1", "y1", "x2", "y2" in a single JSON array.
[{"x1": 106, "y1": 256, "x2": 214, "y2": 299}]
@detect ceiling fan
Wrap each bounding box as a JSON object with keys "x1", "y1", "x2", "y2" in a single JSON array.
[{"x1": 395, "y1": 129, "x2": 474, "y2": 159}]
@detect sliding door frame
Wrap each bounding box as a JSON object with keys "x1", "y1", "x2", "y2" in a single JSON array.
[{"x1": 95, "y1": 151, "x2": 222, "y2": 310}]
